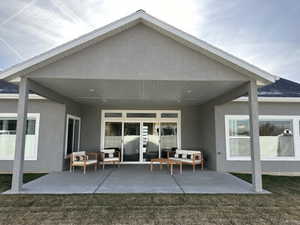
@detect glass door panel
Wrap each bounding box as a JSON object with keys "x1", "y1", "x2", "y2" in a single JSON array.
[
  {"x1": 66, "y1": 118, "x2": 74, "y2": 155},
  {"x1": 160, "y1": 122, "x2": 178, "y2": 158},
  {"x1": 123, "y1": 122, "x2": 140, "y2": 162},
  {"x1": 73, "y1": 120, "x2": 80, "y2": 152},
  {"x1": 142, "y1": 122, "x2": 160, "y2": 161},
  {"x1": 104, "y1": 122, "x2": 122, "y2": 157},
  {"x1": 66, "y1": 116, "x2": 81, "y2": 156}
]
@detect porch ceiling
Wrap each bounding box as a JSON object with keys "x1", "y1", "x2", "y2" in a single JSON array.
[{"x1": 31, "y1": 78, "x2": 245, "y2": 107}]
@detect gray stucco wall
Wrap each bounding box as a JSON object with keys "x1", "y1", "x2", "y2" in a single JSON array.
[
  {"x1": 28, "y1": 24, "x2": 247, "y2": 82},
  {"x1": 198, "y1": 106, "x2": 217, "y2": 170},
  {"x1": 215, "y1": 101, "x2": 300, "y2": 173},
  {"x1": 0, "y1": 99, "x2": 66, "y2": 173}
]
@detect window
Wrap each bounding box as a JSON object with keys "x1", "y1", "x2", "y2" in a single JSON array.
[
  {"x1": 226, "y1": 116, "x2": 296, "y2": 160},
  {"x1": 126, "y1": 113, "x2": 156, "y2": 118},
  {"x1": 161, "y1": 113, "x2": 178, "y2": 118},
  {"x1": 0, "y1": 114, "x2": 39, "y2": 160},
  {"x1": 104, "y1": 113, "x2": 122, "y2": 118}
]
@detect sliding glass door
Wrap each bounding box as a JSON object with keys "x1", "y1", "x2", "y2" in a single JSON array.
[
  {"x1": 104, "y1": 122, "x2": 122, "y2": 158},
  {"x1": 142, "y1": 122, "x2": 160, "y2": 161},
  {"x1": 101, "y1": 110, "x2": 181, "y2": 163},
  {"x1": 65, "y1": 115, "x2": 81, "y2": 156},
  {"x1": 123, "y1": 122, "x2": 140, "y2": 162}
]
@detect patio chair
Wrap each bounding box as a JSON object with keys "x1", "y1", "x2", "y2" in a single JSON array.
[
  {"x1": 69, "y1": 151, "x2": 98, "y2": 174},
  {"x1": 99, "y1": 149, "x2": 121, "y2": 170},
  {"x1": 167, "y1": 149, "x2": 204, "y2": 172}
]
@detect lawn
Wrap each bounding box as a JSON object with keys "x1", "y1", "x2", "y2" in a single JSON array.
[{"x1": 0, "y1": 174, "x2": 300, "y2": 225}]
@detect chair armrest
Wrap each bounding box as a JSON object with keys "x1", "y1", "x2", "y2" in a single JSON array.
[
  {"x1": 86, "y1": 152, "x2": 98, "y2": 160},
  {"x1": 99, "y1": 152, "x2": 105, "y2": 160}
]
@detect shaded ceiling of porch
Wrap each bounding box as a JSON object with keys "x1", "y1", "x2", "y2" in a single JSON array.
[{"x1": 30, "y1": 77, "x2": 246, "y2": 107}]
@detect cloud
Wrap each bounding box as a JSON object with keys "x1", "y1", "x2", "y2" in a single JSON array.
[{"x1": 0, "y1": 0, "x2": 299, "y2": 82}]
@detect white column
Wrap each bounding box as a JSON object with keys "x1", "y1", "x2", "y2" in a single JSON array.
[
  {"x1": 248, "y1": 80, "x2": 263, "y2": 192},
  {"x1": 11, "y1": 77, "x2": 29, "y2": 193}
]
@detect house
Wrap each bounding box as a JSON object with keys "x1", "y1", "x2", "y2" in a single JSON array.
[{"x1": 0, "y1": 10, "x2": 298, "y2": 193}]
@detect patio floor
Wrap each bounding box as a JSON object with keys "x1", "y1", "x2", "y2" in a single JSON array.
[{"x1": 4, "y1": 165, "x2": 268, "y2": 194}]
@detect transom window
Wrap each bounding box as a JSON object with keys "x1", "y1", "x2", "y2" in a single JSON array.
[{"x1": 226, "y1": 115, "x2": 297, "y2": 160}]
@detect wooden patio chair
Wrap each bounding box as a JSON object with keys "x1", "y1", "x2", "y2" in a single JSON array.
[
  {"x1": 99, "y1": 149, "x2": 121, "y2": 170},
  {"x1": 69, "y1": 151, "x2": 98, "y2": 174}
]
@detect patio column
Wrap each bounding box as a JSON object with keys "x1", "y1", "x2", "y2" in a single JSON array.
[
  {"x1": 248, "y1": 80, "x2": 263, "y2": 192},
  {"x1": 11, "y1": 77, "x2": 29, "y2": 193}
]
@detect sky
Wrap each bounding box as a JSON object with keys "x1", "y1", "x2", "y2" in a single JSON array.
[{"x1": 0, "y1": 0, "x2": 299, "y2": 82}]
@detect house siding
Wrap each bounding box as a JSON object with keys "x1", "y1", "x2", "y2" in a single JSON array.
[
  {"x1": 27, "y1": 24, "x2": 247, "y2": 82},
  {"x1": 0, "y1": 99, "x2": 66, "y2": 173}
]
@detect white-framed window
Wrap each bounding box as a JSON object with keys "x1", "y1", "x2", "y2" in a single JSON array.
[
  {"x1": 225, "y1": 115, "x2": 300, "y2": 161},
  {"x1": 0, "y1": 113, "x2": 40, "y2": 160}
]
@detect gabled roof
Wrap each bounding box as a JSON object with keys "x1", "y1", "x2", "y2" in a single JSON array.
[
  {"x1": 0, "y1": 80, "x2": 18, "y2": 94},
  {"x1": 0, "y1": 10, "x2": 277, "y2": 83},
  {"x1": 258, "y1": 78, "x2": 300, "y2": 97}
]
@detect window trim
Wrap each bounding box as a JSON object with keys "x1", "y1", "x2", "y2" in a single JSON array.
[
  {"x1": 64, "y1": 114, "x2": 81, "y2": 158},
  {"x1": 0, "y1": 113, "x2": 40, "y2": 161},
  {"x1": 225, "y1": 115, "x2": 300, "y2": 161}
]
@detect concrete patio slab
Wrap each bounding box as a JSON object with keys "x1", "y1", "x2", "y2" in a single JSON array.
[
  {"x1": 3, "y1": 165, "x2": 269, "y2": 194},
  {"x1": 96, "y1": 165, "x2": 182, "y2": 193},
  {"x1": 5, "y1": 169, "x2": 112, "y2": 194},
  {"x1": 174, "y1": 170, "x2": 256, "y2": 193}
]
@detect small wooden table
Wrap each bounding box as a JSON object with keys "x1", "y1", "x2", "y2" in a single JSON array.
[{"x1": 150, "y1": 158, "x2": 182, "y2": 175}]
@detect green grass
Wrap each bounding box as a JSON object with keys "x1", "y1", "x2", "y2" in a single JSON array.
[
  {"x1": 0, "y1": 174, "x2": 300, "y2": 225},
  {"x1": 0, "y1": 173, "x2": 45, "y2": 192}
]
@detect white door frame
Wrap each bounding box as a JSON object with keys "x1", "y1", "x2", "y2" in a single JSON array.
[
  {"x1": 64, "y1": 114, "x2": 81, "y2": 157},
  {"x1": 100, "y1": 110, "x2": 181, "y2": 164}
]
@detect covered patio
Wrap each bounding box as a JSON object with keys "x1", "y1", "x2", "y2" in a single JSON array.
[
  {"x1": 0, "y1": 11, "x2": 278, "y2": 194},
  {"x1": 4, "y1": 165, "x2": 267, "y2": 194}
]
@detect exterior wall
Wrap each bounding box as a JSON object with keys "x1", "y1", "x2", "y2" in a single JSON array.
[
  {"x1": 199, "y1": 106, "x2": 217, "y2": 170},
  {"x1": 80, "y1": 106, "x2": 203, "y2": 153},
  {"x1": 28, "y1": 24, "x2": 248, "y2": 82},
  {"x1": 0, "y1": 99, "x2": 66, "y2": 173},
  {"x1": 215, "y1": 101, "x2": 300, "y2": 173}
]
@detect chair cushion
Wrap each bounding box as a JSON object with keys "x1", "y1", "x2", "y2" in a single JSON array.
[
  {"x1": 73, "y1": 160, "x2": 97, "y2": 166},
  {"x1": 102, "y1": 149, "x2": 115, "y2": 154},
  {"x1": 73, "y1": 151, "x2": 86, "y2": 156},
  {"x1": 169, "y1": 158, "x2": 201, "y2": 164},
  {"x1": 181, "y1": 159, "x2": 202, "y2": 164},
  {"x1": 103, "y1": 157, "x2": 120, "y2": 162}
]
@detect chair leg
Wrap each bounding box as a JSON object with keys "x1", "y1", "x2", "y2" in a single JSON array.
[
  {"x1": 94, "y1": 163, "x2": 97, "y2": 171},
  {"x1": 102, "y1": 162, "x2": 105, "y2": 170},
  {"x1": 193, "y1": 163, "x2": 195, "y2": 173},
  {"x1": 84, "y1": 166, "x2": 86, "y2": 175},
  {"x1": 201, "y1": 160, "x2": 204, "y2": 170},
  {"x1": 70, "y1": 166, "x2": 72, "y2": 172}
]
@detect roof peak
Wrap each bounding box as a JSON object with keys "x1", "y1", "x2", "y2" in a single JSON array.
[{"x1": 136, "y1": 9, "x2": 146, "y2": 13}]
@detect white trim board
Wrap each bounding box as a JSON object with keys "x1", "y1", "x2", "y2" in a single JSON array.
[
  {"x1": 0, "y1": 10, "x2": 277, "y2": 84},
  {"x1": 235, "y1": 96, "x2": 300, "y2": 103},
  {"x1": 64, "y1": 114, "x2": 81, "y2": 158},
  {"x1": 0, "y1": 94, "x2": 45, "y2": 100}
]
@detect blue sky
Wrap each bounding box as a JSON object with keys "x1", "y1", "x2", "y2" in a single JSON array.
[{"x1": 0, "y1": 0, "x2": 299, "y2": 82}]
